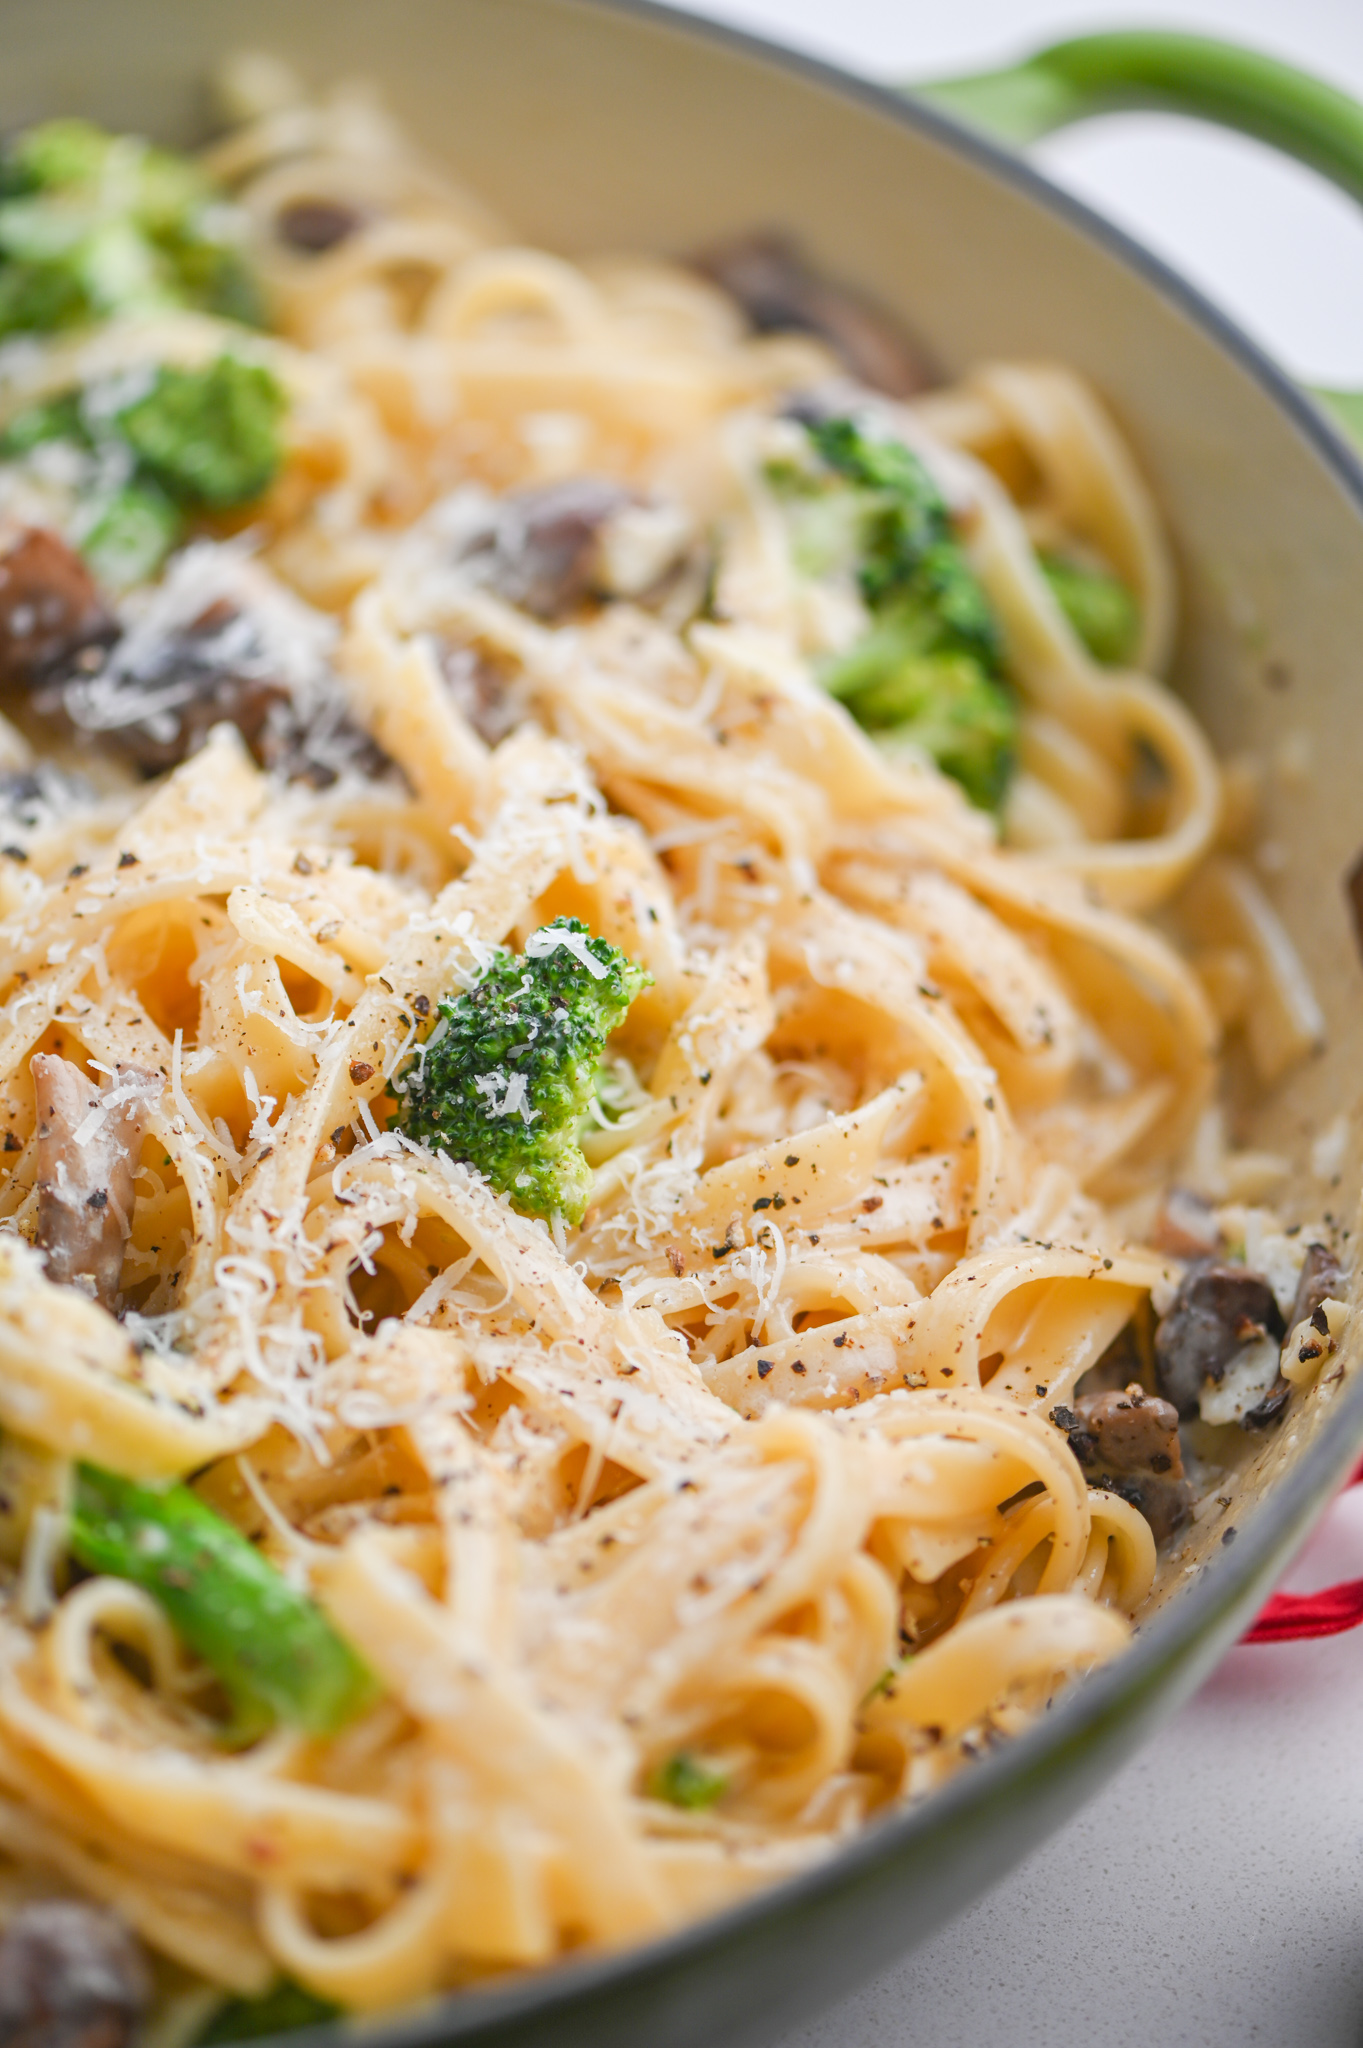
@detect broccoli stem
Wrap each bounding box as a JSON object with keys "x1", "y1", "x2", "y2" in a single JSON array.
[{"x1": 69, "y1": 1464, "x2": 380, "y2": 1740}]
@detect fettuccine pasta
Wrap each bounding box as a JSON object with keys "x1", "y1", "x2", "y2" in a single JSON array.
[{"x1": 0, "y1": 58, "x2": 1346, "y2": 2040}]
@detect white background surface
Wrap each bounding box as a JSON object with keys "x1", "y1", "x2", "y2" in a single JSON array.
[{"x1": 666, "y1": 3, "x2": 1363, "y2": 2043}]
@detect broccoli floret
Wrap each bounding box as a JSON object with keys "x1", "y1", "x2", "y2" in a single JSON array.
[
  {"x1": 0, "y1": 356, "x2": 287, "y2": 589},
  {"x1": 825, "y1": 626, "x2": 1017, "y2": 812},
  {"x1": 647, "y1": 1752, "x2": 729, "y2": 1809},
  {"x1": 395, "y1": 917, "x2": 651, "y2": 1225},
  {"x1": 196, "y1": 1982, "x2": 340, "y2": 2043},
  {"x1": 1039, "y1": 551, "x2": 1140, "y2": 667},
  {"x1": 0, "y1": 118, "x2": 261, "y2": 337},
  {"x1": 781, "y1": 413, "x2": 1017, "y2": 810},
  {"x1": 115, "y1": 358, "x2": 286, "y2": 507}
]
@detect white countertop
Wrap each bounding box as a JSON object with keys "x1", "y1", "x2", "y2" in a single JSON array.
[{"x1": 667, "y1": 3, "x2": 1363, "y2": 2041}]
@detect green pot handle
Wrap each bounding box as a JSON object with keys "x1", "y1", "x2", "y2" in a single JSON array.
[{"x1": 909, "y1": 31, "x2": 1363, "y2": 447}]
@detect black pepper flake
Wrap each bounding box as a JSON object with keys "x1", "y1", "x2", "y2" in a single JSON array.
[
  {"x1": 1, "y1": 844, "x2": 26, "y2": 862},
  {"x1": 698, "y1": 1070, "x2": 712, "y2": 1085},
  {"x1": 1222, "y1": 1526, "x2": 1237, "y2": 1546},
  {"x1": 1035, "y1": 1384, "x2": 1047, "y2": 1397},
  {"x1": 756, "y1": 1359, "x2": 774, "y2": 1378},
  {"x1": 117, "y1": 850, "x2": 139, "y2": 867},
  {"x1": 771, "y1": 1194, "x2": 786, "y2": 1209},
  {"x1": 1, "y1": 1131, "x2": 18, "y2": 1152},
  {"x1": 85, "y1": 1188, "x2": 108, "y2": 1210},
  {"x1": 1049, "y1": 1405, "x2": 1079, "y2": 1431},
  {"x1": 413, "y1": 993, "x2": 430, "y2": 1017},
  {"x1": 711, "y1": 1244, "x2": 731, "y2": 1260},
  {"x1": 790, "y1": 1359, "x2": 806, "y2": 1376},
  {"x1": 862, "y1": 1195, "x2": 883, "y2": 1213},
  {"x1": 808, "y1": 1233, "x2": 819, "y2": 1245},
  {"x1": 784, "y1": 1155, "x2": 799, "y2": 1167},
  {"x1": 1311, "y1": 1304, "x2": 1330, "y2": 1335},
  {"x1": 753, "y1": 1196, "x2": 772, "y2": 1211},
  {"x1": 67, "y1": 862, "x2": 88, "y2": 878},
  {"x1": 833, "y1": 1333, "x2": 847, "y2": 1348},
  {"x1": 940, "y1": 1366, "x2": 954, "y2": 1378}
]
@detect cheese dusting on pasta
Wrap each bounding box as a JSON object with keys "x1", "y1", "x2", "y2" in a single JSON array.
[{"x1": 0, "y1": 61, "x2": 1345, "y2": 2037}]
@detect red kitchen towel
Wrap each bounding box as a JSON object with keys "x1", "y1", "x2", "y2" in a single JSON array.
[{"x1": 1242, "y1": 1457, "x2": 1363, "y2": 1643}]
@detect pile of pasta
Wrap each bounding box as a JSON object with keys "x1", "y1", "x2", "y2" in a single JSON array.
[{"x1": 0, "y1": 58, "x2": 1334, "y2": 2027}]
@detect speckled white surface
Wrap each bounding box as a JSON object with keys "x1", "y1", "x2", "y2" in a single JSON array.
[{"x1": 667, "y1": 4, "x2": 1363, "y2": 2041}]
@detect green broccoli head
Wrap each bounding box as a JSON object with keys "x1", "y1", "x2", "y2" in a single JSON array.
[
  {"x1": 0, "y1": 355, "x2": 288, "y2": 588},
  {"x1": 0, "y1": 118, "x2": 261, "y2": 338},
  {"x1": 395, "y1": 917, "x2": 652, "y2": 1225},
  {"x1": 196, "y1": 1982, "x2": 340, "y2": 2043},
  {"x1": 1039, "y1": 551, "x2": 1140, "y2": 667},
  {"x1": 823, "y1": 618, "x2": 1017, "y2": 813},
  {"x1": 114, "y1": 357, "x2": 287, "y2": 507},
  {"x1": 776, "y1": 411, "x2": 1016, "y2": 810}
]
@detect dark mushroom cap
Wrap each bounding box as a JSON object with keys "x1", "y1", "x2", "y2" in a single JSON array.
[
  {"x1": 0, "y1": 528, "x2": 117, "y2": 690},
  {"x1": 0, "y1": 1899, "x2": 149, "y2": 2048},
  {"x1": 1153, "y1": 1261, "x2": 1285, "y2": 1419}
]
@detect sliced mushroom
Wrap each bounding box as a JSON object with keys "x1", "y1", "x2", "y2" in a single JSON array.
[
  {"x1": 1074, "y1": 1385, "x2": 1184, "y2": 1476},
  {"x1": 1153, "y1": 1260, "x2": 1286, "y2": 1425},
  {"x1": 0, "y1": 1899, "x2": 149, "y2": 2048},
  {"x1": 0, "y1": 528, "x2": 117, "y2": 690},
  {"x1": 435, "y1": 639, "x2": 529, "y2": 746},
  {"x1": 1062, "y1": 1384, "x2": 1194, "y2": 1544},
  {"x1": 1345, "y1": 845, "x2": 1363, "y2": 968},
  {"x1": 1288, "y1": 1241, "x2": 1345, "y2": 1330},
  {"x1": 692, "y1": 231, "x2": 932, "y2": 398},
  {"x1": 65, "y1": 598, "x2": 390, "y2": 787},
  {"x1": 32, "y1": 1055, "x2": 156, "y2": 1312},
  {"x1": 466, "y1": 478, "x2": 633, "y2": 619},
  {"x1": 1150, "y1": 1185, "x2": 1222, "y2": 1261},
  {"x1": 277, "y1": 197, "x2": 365, "y2": 252}
]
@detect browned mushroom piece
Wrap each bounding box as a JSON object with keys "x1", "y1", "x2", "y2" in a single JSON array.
[
  {"x1": 67, "y1": 600, "x2": 391, "y2": 786},
  {"x1": 1288, "y1": 1241, "x2": 1345, "y2": 1329},
  {"x1": 32, "y1": 1054, "x2": 156, "y2": 1312},
  {"x1": 692, "y1": 231, "x2": 932, "y2": 399},
  {"x1": 1074, "y1": 1384, "x2": 1183, "y2": 1475},
  {"x1": 1152, "y1": 1260, "x2": 1285, "y2": 1421},
  {"x1": 0, "y1": 528, "x2": 118, "y2": 690},
  {"x1": 467, "y1": 479, "x2": 633, "y2": 620},
  {"x1": 1064, "y1": 1384, "x2": 1195, "y2": 1544},
  {"x1": 277, "y1": 197, "x2": 365, "y2": 252},
  {"x1": 1150, "y1": 1185, "x2": 1222, "y2": 1261},
  {"x1": 1345, "y1": 844, "x2": 1363, "y2": 968},
  {"x1": 435, "y1": 639, "x2": 529, "y2": 746},
  {"x1": 0, "y1": 1899, "x2": 149, "y2": 2048}
]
